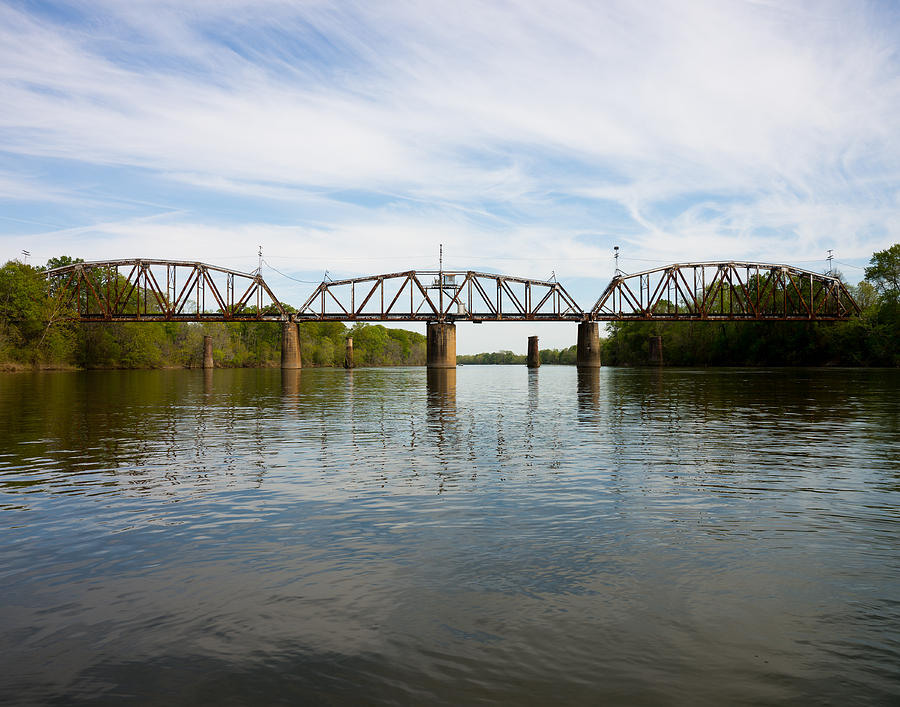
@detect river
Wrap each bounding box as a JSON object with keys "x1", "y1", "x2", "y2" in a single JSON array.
[{"x1": 1, "y1": 366, "x2": 898, "y2": 705}]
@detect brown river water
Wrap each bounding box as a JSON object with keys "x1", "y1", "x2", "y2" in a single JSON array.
[{"x1": 0, "y1": 366, "x2": 898, "y2": 705}]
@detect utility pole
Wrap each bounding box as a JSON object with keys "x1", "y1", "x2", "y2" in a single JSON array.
[
  {"x1": 614, "y1": 245, "x2": 620, "y2": 275},
  {"x1": 826, "y1": 249, "x2": 834, "y2": 275}
]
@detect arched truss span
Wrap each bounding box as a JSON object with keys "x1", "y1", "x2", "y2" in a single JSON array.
[
  {"x1": 44, "y1": 259, "x2": 286, "y2": 322},
  {"x1": 295, "y1": 270, "x2": 584, "y2": 322},
  {"x1": 591, "y1": 262, "x2": 859, "y2": 321}
]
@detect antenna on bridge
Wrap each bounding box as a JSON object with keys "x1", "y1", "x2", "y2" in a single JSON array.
[
  {"x1": 614, "y1": 245, "x2": 620, "y2": 275},
  {"x1": 826, "y1": 249, "x2": 834, "y2": 275},
  {"x1": 439, "y1": 243, "x2": 443, "y2": 273}
]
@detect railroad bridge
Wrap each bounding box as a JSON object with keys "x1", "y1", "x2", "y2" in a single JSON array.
[{"x1": 44, "y1": 258, "x2": 859, "y2": 369}]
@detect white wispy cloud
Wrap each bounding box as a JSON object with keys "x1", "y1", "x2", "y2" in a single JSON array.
[{"x1": 0, "y1": 0, "x2": 897, "y2": 279}]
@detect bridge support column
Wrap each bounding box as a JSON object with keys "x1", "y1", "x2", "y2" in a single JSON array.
[
  {"x1": 344, "y1": 337, "x2": 354, "y2": 369},
  {"x1": 281, "y1": 321, "x2": 302, "y2": 369},
  {"x1": 576, "y1": 321, "x2": 602, "y2": 368},
  {"x1": 527, "y1": 336, "x2": 540, "y2": 368},
  {"x1": 649, "y1": 336, "x2": 663, "y2": 365},
  {"x1": 426, "y1": 322, "x2": 456, "y2": 369},
  {"x1": 203, "y1": 336, "x2": 214, "y2": 369}
]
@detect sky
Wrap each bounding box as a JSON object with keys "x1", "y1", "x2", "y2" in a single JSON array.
[{"x1": 1, "y1": 0, "x2": 898, "y2": 353}]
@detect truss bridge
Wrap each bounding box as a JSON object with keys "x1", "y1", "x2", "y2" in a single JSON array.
[
  {"x1": 45, "y1": 259, "x2": 285, "y2": 322},
  {"x1": 43, "y1": 257, "x2": 860, "y2": 369},
  {"x1": 296, "y1": 270, "x2": 582, "y2": 322},
  {"x1": 591, "y1": 262, "x2": 858, "y2": 321}
]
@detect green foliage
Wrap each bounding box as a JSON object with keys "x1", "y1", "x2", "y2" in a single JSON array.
[
  {"x1": 0, "y1": 256, "x2": 430, "y2": 369},
  {"x1": 347, "y1": 324, "x2": 425, "y2": 366},
  {"x1": 457, "y1": 346, "x2": 579, "y2": 365},
  {"x1": 42, "y1": 255, "x2": 84, "y2": 271},
  {"x1": 603, "y1": 249, "x2": 899, "y2": 367},
  {"x1": 457, "y1": 350, "x2": 526, "y2": 365},
  {"x1": 864, "y1": 244, "x2": 900, "y2": 302},
  {"x1": 0, "y1": 261, "x2": 55, "y2": 362}
]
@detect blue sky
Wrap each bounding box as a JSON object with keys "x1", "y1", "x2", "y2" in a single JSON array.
[{"x1": 1, "y1": 0, "x2": 898, "y2": 352}]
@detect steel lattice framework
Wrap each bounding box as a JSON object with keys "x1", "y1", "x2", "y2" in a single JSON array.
[
  {"x1": 44, "y1": 259, "x2": 861, "y2": 324},
  {"x1": 45, "y1": 259, "x2": 286, "y2": 322},
  {"x1": 295, "y1": 270, "x2": 583, "y2": 322},
  {"x1": 591, "y1": 262, "x2": 859, "y2": 321}
]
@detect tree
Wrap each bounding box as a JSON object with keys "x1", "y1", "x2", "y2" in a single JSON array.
[
  {"x1": 864, "y1": 244, "x2": 900, "y2": 302},
  {"x1": 43, "y1": 255, "x2": 84, "y2": 272},
  {"x1": 0, "y1": 261, "x2": 54, "y2": 361}
]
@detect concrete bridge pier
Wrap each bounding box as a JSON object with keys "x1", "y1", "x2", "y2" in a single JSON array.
[
  {"x1": 576, "y1": 321, "x2": 602, "y2": 368},
  {"x1": 344, "y1": 337, "x2": 354, "y2": 369},
  {"x1": 649, "y1": 336, "x2": 663, "y2": 365},
  {"x1": 527, "y1": 336, "x2": 540, "y2": 368},
  {"x1": 203, "y1": 336, "x2": 214, "y2": 369},
  {"x1": 426, "y1": 322, "x2": 456, "y2": 368},
  {"x1": 281, "y1": 321, "x2": 302, "y2": 369}
]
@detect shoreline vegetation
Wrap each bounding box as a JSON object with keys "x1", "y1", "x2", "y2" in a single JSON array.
[
  {"x1": 0, "y1": 255, "x2": 426, "y2": 370},
  {"x1": 1, "y1": 245, "x2": 897, "y2": 370}
]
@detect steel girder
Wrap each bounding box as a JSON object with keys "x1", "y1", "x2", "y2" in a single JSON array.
[
  {"x1": 43, "y1": 259, "x2": 861, "y2": 324},
  {"x1": 590, "y1": 262, "x2": 860, "y2": 321},
  {"x1": 44, "y1": 259, "x2": 287, "y2": 322},
  {"x1": 295, "y1": 270, "x2": 584, "y2": 322}
]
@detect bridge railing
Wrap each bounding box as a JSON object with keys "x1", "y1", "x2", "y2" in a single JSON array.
[
  {"x1": 591, "y1": 262, "x2": 859, "y2": 321},
  {"x1": 295, "y1": 270, "x2": 584, "y2": 322},
  {"x1": 44, "y1": 259, "x2": 287, "y2": 322}
]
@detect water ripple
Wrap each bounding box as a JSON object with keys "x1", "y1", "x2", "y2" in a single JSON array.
[{"x1": 1, "y1": 366, "x2": 898, "y2": 704}]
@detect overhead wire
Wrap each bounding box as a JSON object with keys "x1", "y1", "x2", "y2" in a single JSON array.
[{"x1": 262, "y1": 259, "x2": 323, "y2": 284}]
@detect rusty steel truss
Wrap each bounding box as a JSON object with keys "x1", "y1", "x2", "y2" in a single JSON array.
[
  {"x1": 44, "y1": 259, "x2": 860, "y2": 324},
  {"x1": 44, "y1": 259, "x2": 286, "y2": 322},
  {"x1": 295, "y1": 270, "x2": 583, "y2": 322},
  {"x1": 591, "y1": 262, "x2": 859, "y2": 320}
]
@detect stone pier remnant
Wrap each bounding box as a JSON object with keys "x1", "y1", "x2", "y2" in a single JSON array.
[
  {"x1": 344, "y1": 337, "x2": 354, "y2": 369},
  {"x1": 281, "y1": 321, "x2": 302, "y2": 369},
  {"x1": 426, "y1": 322, "x2": 456, "y2": 368},
  {"x1": 203, "y1": 335, "x2": 214, "y2": 369},
  {"x1": 527, "y1": 336, "x2": 540, "y2": 368},
  {"x1": 649, "y1": 335, "x2": 663, "y2": 365},
  {"x1": 576, "y1": 321, "x2": 602, "y2": 368}
]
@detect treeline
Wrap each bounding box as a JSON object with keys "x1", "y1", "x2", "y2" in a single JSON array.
[
  {"x1": 0, "y1": 258, "x2": 425, "y2": 369},
  {"x1": 458, "y1": 345, "x2": 579, "y2": 365},
  {"x1": 461, "y1": 244, "x2": 899, "y2": 367},
  {"x1": 3, "y1": 245, "x2": 897, "y2": 369},
  {"x1": 605, "y1": 244, "x2": 899, "y2": 367}
]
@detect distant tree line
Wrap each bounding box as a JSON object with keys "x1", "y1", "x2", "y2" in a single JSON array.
[
  {"x1": 460, "y1": 244, "x2": 899, "y2": 367},
  {"x1": 458, "y1": 346, "x2": 578, "y2": 365},
  {"x1": 0, "y1": 256, "x2": 425, "y2": 369},
  {"x1": 2, "y1": 245, "x2": 896, "y2": 369},
  {"x1": 604, "y1": 244, "x2": 899, "y2": 367}
]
